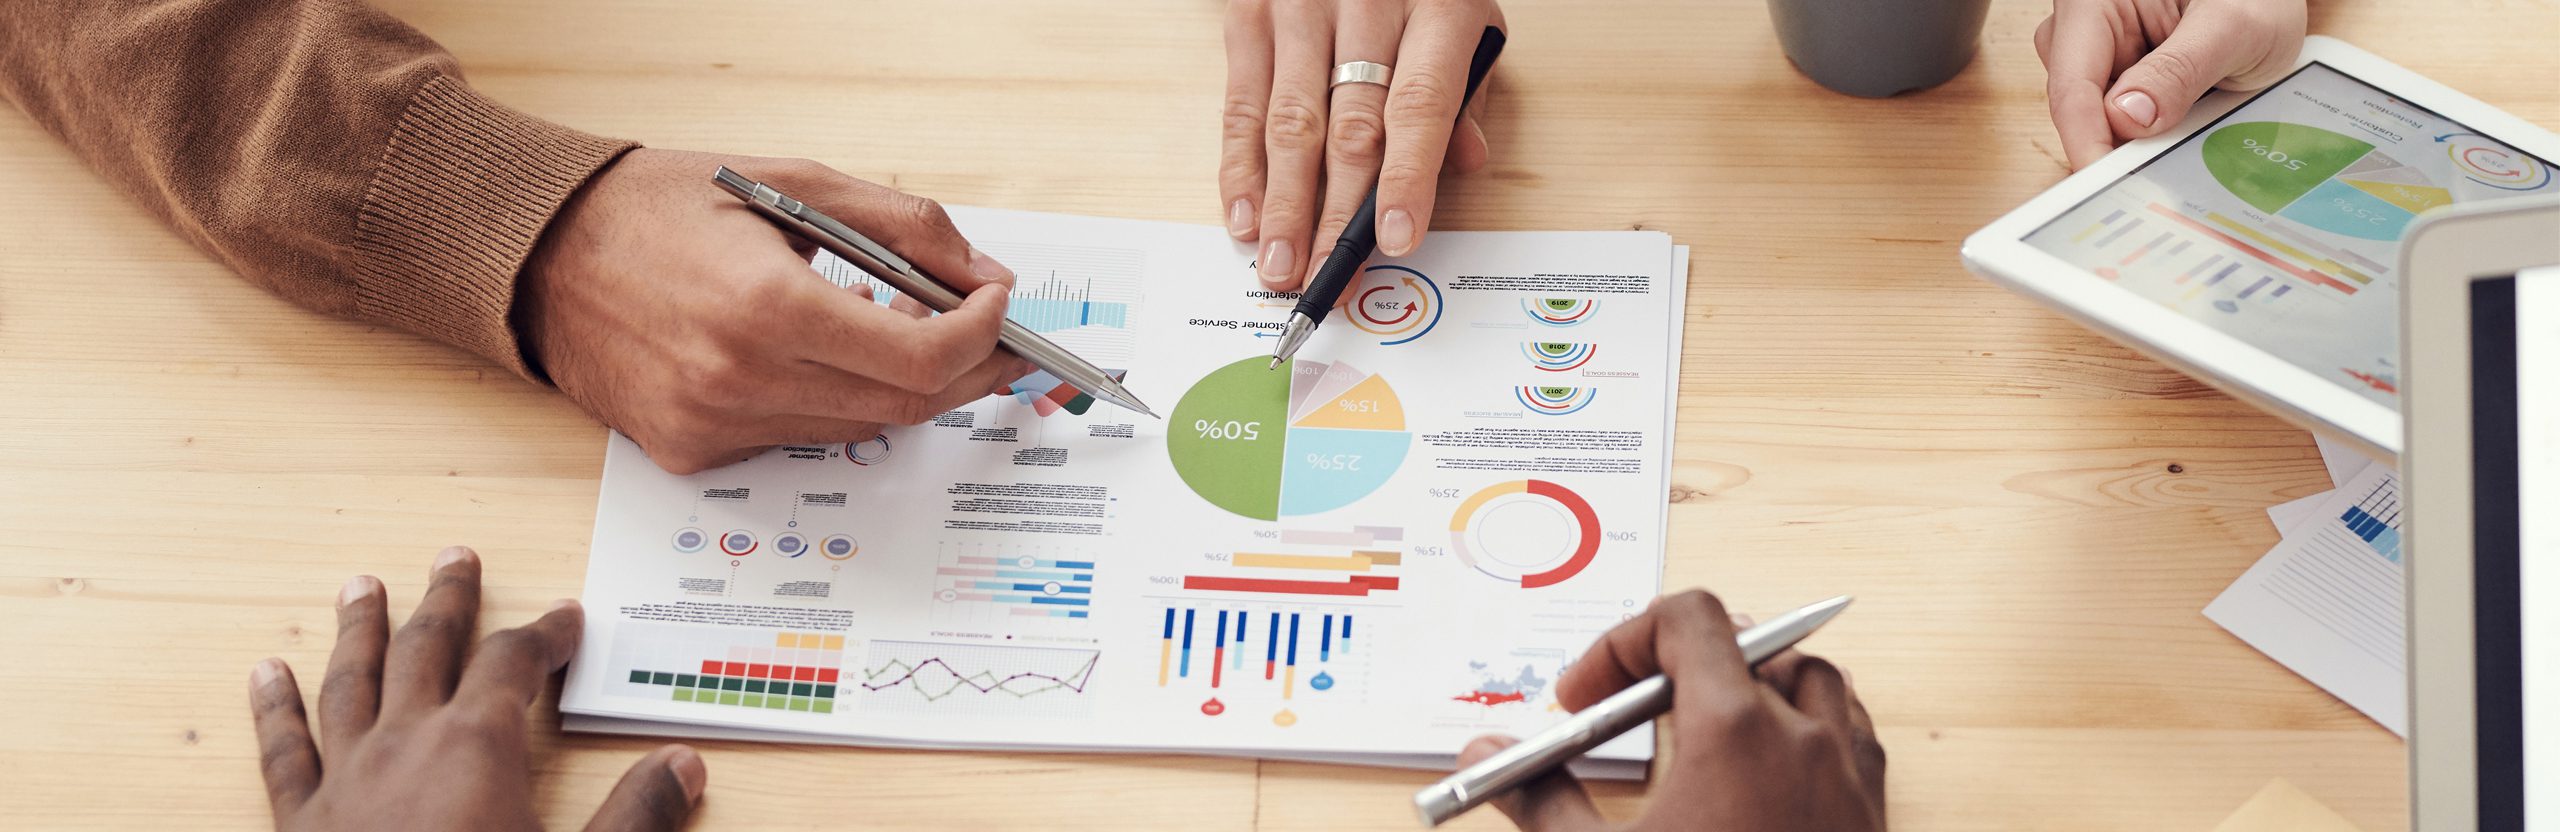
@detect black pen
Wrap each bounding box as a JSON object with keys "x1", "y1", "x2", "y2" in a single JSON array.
[{"x1": 1267, "y1": 26, "x2": 1507, "y2": 369}]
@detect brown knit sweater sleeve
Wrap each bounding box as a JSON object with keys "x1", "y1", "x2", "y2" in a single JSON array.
[{"x1": 0, "y1": 1, "x2": 634, "y2": 378}]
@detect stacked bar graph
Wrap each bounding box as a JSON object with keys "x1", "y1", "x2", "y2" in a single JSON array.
[
  {"x1": 605, "y1": 623, "x2": 848, "y2": 714},
  {"x1": 933, "y1": 543, "x2": 1095, "y2": 619},
  {"x1": 1182, "y1": 525, "x2": 1403, "y2": 597}
]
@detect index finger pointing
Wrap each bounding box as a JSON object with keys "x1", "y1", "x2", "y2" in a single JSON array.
[{"x1": 1374, "y1": 15, "x2": 1498, "y2": 257}]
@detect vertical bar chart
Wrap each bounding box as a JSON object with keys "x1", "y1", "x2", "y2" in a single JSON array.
[{"x1": 1154, "y1": 600, "x2": 1364, "y2": 719}]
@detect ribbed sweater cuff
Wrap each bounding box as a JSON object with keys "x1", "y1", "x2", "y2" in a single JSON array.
[{"x1": 348, "y1": 75, "x2": 634, "y2": 380}]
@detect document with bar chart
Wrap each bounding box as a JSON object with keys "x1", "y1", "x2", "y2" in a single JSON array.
[
  {"x1": 2026, "y1": 63, "x2": 2557, "y2": 405},
  {"x1": 2205, "y1": 462, "x2": 2409, "y2": 734},
  {"x1": 560, "y1": 206, "x2": 1687, "y2": 775}
]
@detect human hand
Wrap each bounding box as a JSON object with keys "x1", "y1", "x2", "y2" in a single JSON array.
[
  {"x1": 1221, "y1": 0, "x2": 1504, "y2": 291},
  {"x1": 520, "y1": 148, "x2": 1034, "y2": 474},
  {"x1": 1455, "y1": 590, "x2": 1886, "y2": 831},
  {"x1": 2037, "y1": 0, "x2": 2306, "y2": 169},
  {"x1": 248, "y1": 546, "x2": 707, "y2": 831}
]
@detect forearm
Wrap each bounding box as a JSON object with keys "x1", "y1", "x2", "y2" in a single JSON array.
[{"x1": 0, "y1": 0, "x2": 632, "y2": 377}]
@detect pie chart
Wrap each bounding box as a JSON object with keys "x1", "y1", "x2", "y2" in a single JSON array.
[
  {"x1": 1448, "y1": 480, "x2": 1600, "y2": 588},
  {"x1": 1167, "y1": 357, "x2": 1412, "y2": 520},
  {"x1": 2203, "y1": 121, "x2": 2447, "y2": 241}
]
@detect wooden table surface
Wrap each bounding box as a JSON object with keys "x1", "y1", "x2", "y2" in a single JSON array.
[{"x1": 5, "y1": 0, "x2": 2553, "y2": 828}]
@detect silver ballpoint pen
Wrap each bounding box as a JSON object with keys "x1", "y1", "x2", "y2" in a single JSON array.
[
  {"x1": 712, "y1": 167, "x2": 1156, "y2": 418},
  {"x1": 1413, "y1": 595, "x2": 1854, "y2": 827}
]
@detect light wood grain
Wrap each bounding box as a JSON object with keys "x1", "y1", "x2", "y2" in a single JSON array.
[{"x1": 4, "y1": 0, "x2": 2553, "y2": 828}]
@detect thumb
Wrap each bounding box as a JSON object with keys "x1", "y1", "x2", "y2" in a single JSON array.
[
  {"x1": 583, "y1": 745, "x2": 706, "y2": 832},
  {"x1": 2103, "y1": 8, "x2": 2281, "y2": 140},
  {"x1": 1456, "y1": 736, "x2": 1606, "y2": 832}
]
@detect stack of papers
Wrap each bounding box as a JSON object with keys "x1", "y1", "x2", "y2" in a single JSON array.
[
  {"x1": 557, "y1": 207, "x2": 1690, "y2": 775},
  {"x1": 2205, "y1": 435, "x2": 2405, "y2": 733}
]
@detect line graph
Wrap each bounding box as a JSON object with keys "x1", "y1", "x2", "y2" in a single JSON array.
[{"x1": 859, "y1": 640, "x2": 1100, "y2": 718}]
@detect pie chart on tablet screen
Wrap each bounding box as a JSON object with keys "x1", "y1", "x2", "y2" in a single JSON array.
[
  {"x1": 2203, "y1": 121, "x2": 2449, "y2": 241},
  {"x1": 1167, "y1": 356, "x2": 1412, "y2": 521}
]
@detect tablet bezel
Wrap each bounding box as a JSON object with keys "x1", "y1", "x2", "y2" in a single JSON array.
[
  {"x1": 2403, "y1": 197, "x2": 2560, "y2": 832},
  {"x1": 1959, "y1": 36, "x2": 2560, "y2": 460}
]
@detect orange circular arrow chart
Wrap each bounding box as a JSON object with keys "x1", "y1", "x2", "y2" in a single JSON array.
[{"x1": 1343, "y1": 265, "x2": 1441, "y2": 345}]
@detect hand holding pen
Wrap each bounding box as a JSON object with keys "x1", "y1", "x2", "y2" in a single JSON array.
[
  {"x1": 1267, "y1": 25, "x2": 1508, "y2": 367},
  {"x1": 1223, "y1": 0, "x2": 1509, "y2": 289},
  {"x1": 1441, "y1": 591, "x2": 1886, "y2": 832}
]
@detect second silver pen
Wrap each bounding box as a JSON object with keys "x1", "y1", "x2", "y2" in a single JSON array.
[
  {"x1": 711, "y1": 167, "x2": 1157, "y2": 418},
  {"x1": 1412, "y1": 595, "x2": 1854, "y2": 827}
]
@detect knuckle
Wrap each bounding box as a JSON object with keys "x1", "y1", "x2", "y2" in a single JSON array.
[
  {"x1": 1385, "y1": 73, "x2": 1457, "y2": 125},
  {"x1": 1326, "y1": 109, "x2": 1387, "y2": 164},
  {"x1": 900, "y1": 195, "x2": 956, "y2": 235},
  {"x1": 2139, "y1": 48, "x2": 2207, "y2": 93},
  {"x1": 318, "y1": 665, "x2": 376, "y2": 700},
  {"x1": 1693, "y1": 695, "x2": 1763, "y2": 737},
  {"x1": 1789, "y1": 716, "x2": 1843, "y2": 751},
  {"x1": 480, "y1": 629, "x2": 536, "y2": 661},
  {"x1": 1855, "y1": 729, "x2": 1889, "y2": 769},
  {"x1": 679, "y1": 352, "x2": 752, "y2": 404},
  {"x1": 1222, "y1": 96, "x2": 1268, "y2": 141},
  {"x1": 887, "y1": 393, "x2": 941, "y2": 425},
  {"x1": 446, "y1": 701, "x2": 519, "y2": 734},
  {"x1": 1263, "y1": 99, "x2": 1326, "y2": 151},
  {"x1": 740, "y1": 270, "x2": 798, "y2": 308},
  {"x1": 258, "y1": 733, "x2": 309, "y2": 774},
  {"x1": 400, "y1": 611, "x2": 461, "y2": 639}
]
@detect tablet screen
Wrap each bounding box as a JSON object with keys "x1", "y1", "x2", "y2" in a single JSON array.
[{"x1": 2024, "y1": 63, "x2": 2558, "y2": 406}]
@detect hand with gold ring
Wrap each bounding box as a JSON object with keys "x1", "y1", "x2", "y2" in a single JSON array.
[{"x1": 1220, "y1": 0, "x2": 1506, "y2": 291}]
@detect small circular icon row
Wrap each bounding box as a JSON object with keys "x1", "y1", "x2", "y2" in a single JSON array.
[{"x1": 671, "y1": 527, "x2": 857, "y2": 560}]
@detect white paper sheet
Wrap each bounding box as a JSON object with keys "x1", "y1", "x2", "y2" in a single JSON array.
[
  {"x1": 2313, "y1": 433, "x2": 2377, "y2": 488},
  {"x1": 556, "y1": 206, "x2": 1689, "y2": 772},
  {"x1": 2265, "y1": 490, "x2": 2329, "y2": 533},
  {"x1": 2207, "y1": 463, "x2": 2407, "y2": 734}
]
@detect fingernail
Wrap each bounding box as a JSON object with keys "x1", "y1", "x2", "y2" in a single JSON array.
[
  {"x1": 1227, "y1": 199, "x2": 1256, "y2": 238},
  {"x1": 1379, "y1": 209, "x2": 1415, "y2": 257},
  {"x1": 667, "y1": 746, "x2": 708, "y2": 803},
  {"x1": 2114, "y1": 90, "x2": 2158, "y2": 128},
  {"x1": 252, "y1": 658, "x2": 284, "y2": 688},
  {"x1": 1258, "y1": 239, "x2": 1294, "y2": 285},
  {"x1": 969, "y1": 247, "x2": 1014, "y2": 285},
  {"x1": 434, "y1": 545, "x2": 474, "y2": 570},
  {"x1": 1731, "y1": 613, "x2": 1756, "y2": 628},
  {"x1": 338, "y1": 575, "x2": 377, "y2": 608},
  {"x1": 548, "y1": 598, "x2": 580, "y2": 613}
]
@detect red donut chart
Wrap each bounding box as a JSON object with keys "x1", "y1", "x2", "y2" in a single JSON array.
[{"x1": 1448, "y1": 479, "x2": 1601, "y2": 588}]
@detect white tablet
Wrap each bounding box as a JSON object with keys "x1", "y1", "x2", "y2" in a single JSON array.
[{"x1": 1962, "y1": 37, "x2": 2560, "y2": 458}]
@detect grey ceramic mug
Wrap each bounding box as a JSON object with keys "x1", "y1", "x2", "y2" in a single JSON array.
[{"x1": 1767, "y1": 0, "x2": 1993, "y2": 98}]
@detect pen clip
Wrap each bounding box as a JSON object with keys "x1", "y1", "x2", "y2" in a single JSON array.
[{"x1": 712, "y1": 166, "x2": 916, "y2": 274}]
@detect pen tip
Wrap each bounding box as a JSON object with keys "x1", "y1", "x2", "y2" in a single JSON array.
[{"x1": 1267, "y1": 357, "x2": 1284, "y2": 371}]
